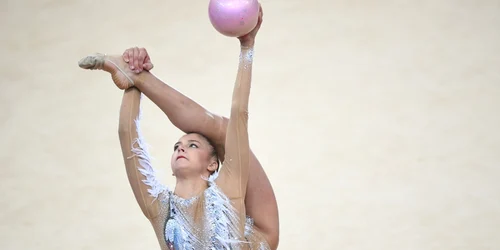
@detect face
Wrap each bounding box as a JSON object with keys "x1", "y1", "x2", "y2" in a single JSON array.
[{"x1": 171, "y1": 133, "x2": 218, "y2": 178}]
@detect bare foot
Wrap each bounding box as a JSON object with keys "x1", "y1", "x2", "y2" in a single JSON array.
[{"x1": 78, "y1": 53, "x2": 135, "y2": 90}]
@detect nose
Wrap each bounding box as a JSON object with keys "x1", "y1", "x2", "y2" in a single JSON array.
[{"x1": 177, "y1": 145, "x2": 185, "y2": 152}]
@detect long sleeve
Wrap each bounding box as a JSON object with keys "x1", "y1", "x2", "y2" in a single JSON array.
[{"x1": 215, "y1": 46, "x2": 254, "y2": 213}]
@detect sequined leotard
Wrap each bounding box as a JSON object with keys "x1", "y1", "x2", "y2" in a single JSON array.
[{"x1": 117, "y1": 47, "x2": 270, "y2": 250}]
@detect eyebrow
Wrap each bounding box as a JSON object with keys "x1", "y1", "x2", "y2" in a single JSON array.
[{"x1": 174, "y1": 140, "x2": 201, "y2": 146}]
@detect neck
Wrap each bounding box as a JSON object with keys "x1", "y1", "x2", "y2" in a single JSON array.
[{"x1": 174, "y1": 175, "x2": 208, "y2": 199}]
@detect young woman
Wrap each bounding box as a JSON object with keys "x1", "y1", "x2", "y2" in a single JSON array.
[{"x1": 78, "y1": 7, "x2": 278, "y2": 249}]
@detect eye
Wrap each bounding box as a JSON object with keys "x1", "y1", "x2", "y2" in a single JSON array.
[
  {"x1": 173, "y1": 145, "x2": 178, "y2": 151},
  {"x1": 189, "y1": 143, "x2": 198, "y2": 148}
]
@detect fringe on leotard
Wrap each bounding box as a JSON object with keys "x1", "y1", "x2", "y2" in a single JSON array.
[
  {"x1": 130, "y1": 94, "x2": 251, "y2": 249},
  {"x1": 205, "y1": 172, "x2": 249, "y2": 249},
  {"x1": 130, "y1": 94, "x2": 169, "y2": 201}
]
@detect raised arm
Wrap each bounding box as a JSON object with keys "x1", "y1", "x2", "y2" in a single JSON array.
[
  {"x1": 215, "y1": 44, "x2": 255, "y2": 200},
  {"x1": 118, "y1": 87, "x2": 166, "y2": 220}
]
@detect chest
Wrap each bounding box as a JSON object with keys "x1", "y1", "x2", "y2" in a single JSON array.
[{"x1": 163, "y1": 188, "x2": 243, "y2": 249}]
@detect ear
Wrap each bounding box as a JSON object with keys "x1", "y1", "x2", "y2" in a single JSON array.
[{"x1": 207, "y1": 159, "x2": 218, "y2": 172}]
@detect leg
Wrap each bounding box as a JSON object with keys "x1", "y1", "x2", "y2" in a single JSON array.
[
  {"x1": 118, "y1": 87, "x2": 164, "y2": 220},
  {"x1": 78, "y1": 54, "x2": 166, "y2": 220},
  {"x1": 133, "y1": 70, "x2": 279, "y2": 249}
]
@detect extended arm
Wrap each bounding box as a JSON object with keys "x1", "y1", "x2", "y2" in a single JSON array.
[
  {"x1": 118, "y1": 87, "x2": 165, "y2": 220},
  {"x1": 133, "y1": 74, "x2": 228, "y2": 159},
  {"x1": 215, "y1": 45, "x2": 254, "y2": 205}
]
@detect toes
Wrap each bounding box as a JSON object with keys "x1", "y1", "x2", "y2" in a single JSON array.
[
  {"x1": 78, "y1": 54, "x2": 104, "y2": 69},
  {"x1": 78, "y1": 56, "x2": 93, "y2": 69}
]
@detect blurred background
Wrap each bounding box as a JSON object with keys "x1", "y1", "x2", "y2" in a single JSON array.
[{"x1": 1, "y1": 0, "x2": 499, "y2": 249}]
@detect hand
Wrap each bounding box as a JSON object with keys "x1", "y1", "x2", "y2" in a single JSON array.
[
  {"x1": 238, "y1": 4, "x2": 263, "y2": 47},
  {"x1": 122, "y1": 47, "x2": 154, "y2": 73}
]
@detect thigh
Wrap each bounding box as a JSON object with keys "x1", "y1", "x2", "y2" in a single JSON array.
[
  {"x1": 244, "y1": 150, "x2": 279, "y2": 249},
  {"x1": 216, "y1": 118, "x2": 279, "y2": 248}
]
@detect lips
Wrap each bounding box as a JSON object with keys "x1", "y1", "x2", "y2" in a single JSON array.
[{"x1": 176, "y1": 155, "x2": 187, "y2": 160}]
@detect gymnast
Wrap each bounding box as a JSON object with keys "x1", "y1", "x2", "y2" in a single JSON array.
[{"x1": 78, "y1": 6, "x2": 279, "y2": 249}]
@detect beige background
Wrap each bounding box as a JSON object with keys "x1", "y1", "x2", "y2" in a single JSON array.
[{"x1": 2, "y1": 0, "x2": 500, "y2": 249}]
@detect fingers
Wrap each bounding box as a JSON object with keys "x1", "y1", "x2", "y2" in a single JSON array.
[
  {"x1": 136, "y1": 48, "x2": 148, "y2": 73},
  {"x1": 255, "y1": 4, "x2": 263, "y2": 28},
  {"x1": 133, "y1": 47, "x2": 141, "y2": 72},
  {"x1": 143, "y1": 53, "x2": 154, "y2": 71},
  {"x1": 122, "y1": 48, "x2": 134, "y2": 70},
  {"x1": 121, "y1": 47, "x2": 153, "y2": 73},
  {"x1": 143, "y1": 62, "x2": 154, "y2": 71},
  {"x1": 260, "y1": 4, "x2": 264, "y2": 20},
  {"x1": 123, "y1": 50, "x2": 130, "y2": 63},
  {"x1": 144, "y1": 53, "x2": 152, "y2": 66},
  {"x1": 127, "y1": 48, "x2": 135, "y2": 70}
]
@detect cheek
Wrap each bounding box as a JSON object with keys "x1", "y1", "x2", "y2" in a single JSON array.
[
  {"x1": 170, "y1": 154, "x2": 175, "y2": 166},
  {"x1": 170, "y1": 151, "x2": 179, "y2": 164},
  {"x1": 191, "y1": 148, "x2": 210, "y2": 161}
]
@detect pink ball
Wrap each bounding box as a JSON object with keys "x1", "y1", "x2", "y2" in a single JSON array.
[{"x1": 208, "y1": 0, "x2": 260, "y2": 37}]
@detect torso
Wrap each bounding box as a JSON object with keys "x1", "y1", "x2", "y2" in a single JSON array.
[{"x1": 148, "y1": 182, "x2": 270, "y2": 250}]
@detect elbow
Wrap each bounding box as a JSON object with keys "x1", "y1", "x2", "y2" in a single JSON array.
[{"x1": 231, "y1": 103, "x2": 249, "y2": 119}]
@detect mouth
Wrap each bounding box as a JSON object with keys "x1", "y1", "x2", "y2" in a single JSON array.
[{"x1": 176, "y1": 156, "x2": 187, "y2": 160}]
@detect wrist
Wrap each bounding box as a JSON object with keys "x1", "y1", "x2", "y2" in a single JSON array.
[
  {"x1": 240, "y1": 39, "x2": 255, "y2": 49},
  {"x1": 239, "y1": 45, "x2": 254, "y2": 64},
  {"x1": 134, "y1": 72, "x2": 148, "y2": 87}
]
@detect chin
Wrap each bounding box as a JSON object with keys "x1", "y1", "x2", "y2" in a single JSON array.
[{"x1": 172, "y1": 164, "x2": 194, "y2": 176}]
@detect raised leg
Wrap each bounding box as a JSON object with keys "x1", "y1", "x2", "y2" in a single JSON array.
[{"x1": 77, "y1": 54, "x2": 166, "y2": 220}]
